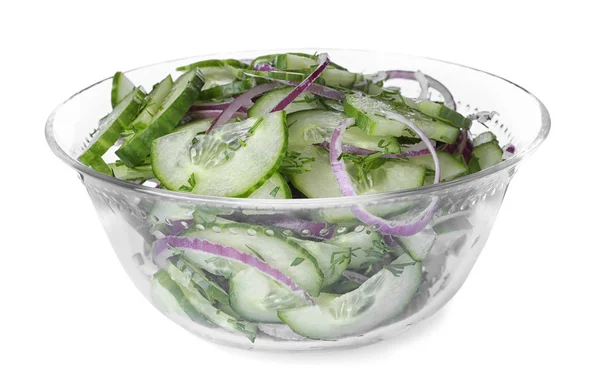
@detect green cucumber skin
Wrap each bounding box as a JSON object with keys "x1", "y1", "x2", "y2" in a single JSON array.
[
  {"x1": 131, "y1": 75, "x2": 174, "y2": 132},
  {"x1": 116, "y1": 69, "x2": 205, "y2": 167},
  {"x1": 84, "y1": 153, "x2": 114, "y2": 176},
  {"x1": 176, "y1": 59, "x2": 249, "y2": 72},
  {"x1": 78, "y1": 87, "x2": 146, "y2": 166},
  {"x1": 196, "y1": 79, "x2": 256, "y2": 101},
  {"x1": 111, "y1": 71, "x2": 136, "y2": 108}
]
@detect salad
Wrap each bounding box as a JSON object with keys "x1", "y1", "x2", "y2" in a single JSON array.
[{"x1": 79, "y1": 52, "x2": 514, "y2": 342}]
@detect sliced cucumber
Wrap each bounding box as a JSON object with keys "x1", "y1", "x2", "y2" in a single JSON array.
[
  {"x1": 152, "y1": 111, "x2": 287, "y2": 197},
  {"x1": 151, "y1": 270, "x2": 204, "y2": 321},
  {"x1": 286, "y1": 110, "x2": 400, "y2": 153},
  {"x1": 329, "y1": 228, "x2": 392, "y2": 270},
  {"x1": 78, "y1": 87, "x2": 146, "y2": 166},
  {"x1": 289, "y1": 146, "x2": 425, "y2": 199},
  {"x1": 196, "y1": 79, "x2": 256, "y2": 101},
  {"x1": 173, "y1": 118, "x2": 213, "y2": 134},
  {"x1": 175, "y1": 273, "x2": 257, "y2": 342},
  {"x1": 248, "y1": 172, "x2": 292, "y2": 199},
  {"x1": 229, "y1": 269, "x2": 310, "y2": 323},
  {"x1": 177, "y1": 59, "x2": 247, "y2": 89},
  {"x1": 279, "y1": 255, "x2": 422, "y2": 340},
  {"x1": 404, "y1": 99, "x2": 471, "y2": 129},
  {"x1": 289, "y1": 238, "x2": 351, "y2": 287},
  {"x1": 407, "y1": 151, "x2": 468, "y2": 181},
  {"x1": 111, "y1": 71, "x2": 136, "y2": 108},
  {"x1": 83, "y1": 153, "x2": 113, "y2": 176},
  {"x1": 473, "y1": 131, "x2": 498, "y2": 147},
  {"x1": 184, "y1": 222, "x2": 323, "y2": 296},
  {"x1": 395, "y1": 225, "x2": 437, "y2": 262},
  {"x1": 247, "y1": 87, "x2": 321, "y2": 117},
  {"x1": 470, "y1": 141, "x2": 503, "y2": 171},
  {"x1": 166, "y1": 256, "x2": 229, "y2": 306},
  {"x1": 344, "y1": 93, "x2": 460, "y2": 143},
  {"x1": 116, "y1": 69, "x2": 205, "y2": 167},
  {"x1": 130, "y1": 75, "x2": 174, "y2": 132},
  {"x1": 108, "y1": 163, "x2": 155, "y2": 181},
  {"x1": 252, "y1": 53, "x2": 347, "y2": 71},
  {"x1": 235, "y1": 67, "x2": 307, "y2": 83}
]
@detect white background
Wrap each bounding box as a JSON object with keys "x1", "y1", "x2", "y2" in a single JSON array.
[{"x1": 1, "y1": 1, "x2": 598, "y2": 386}]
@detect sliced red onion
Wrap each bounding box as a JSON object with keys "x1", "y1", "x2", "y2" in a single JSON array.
[
  {"x1": 329, "y1": 115, "x2": 440, "y2": 237},
  {"x1": 206, "y1": 82, "x2": 281, "y2": 133},
  {"x1": 270, "y1": 53, "x2": 331, "y2": 112},
  {"x1": 504, "y1": 144, "x2": 515, "y2": 153},
  {"x1": 384, "y1": 70, "x2": 456, "y2": 110},
  {"x1": 153, "y1": 236, "x2": 315, "y2": 304},
  {"x1": 275, "y1": 81, "x2": 344, "y2": 101},
  {"x1": 414, "y1": 70, "x2": 430, "y2": 100}
]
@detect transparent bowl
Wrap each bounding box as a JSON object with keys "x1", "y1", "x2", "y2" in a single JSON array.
[{"x1": 45, "y1": 49, "x2": 550, "y2": 351}]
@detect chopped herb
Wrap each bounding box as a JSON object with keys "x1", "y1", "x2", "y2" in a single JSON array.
[
  {"x1": 290, "y1": 257, "x2": 305, "y2": 267},
  {"x1": 179, "y1": 173, "x2": 197, "y2": 192},
  {"x1": 279, "y1": 151, "x2": 315, "y2": 174},
  {"x1": 238, "y1": 137, "x2": 247, "y2": 147},
  {"x1": 269, "y1": 187, "x2": 280, "y2": 197},
  {"x1": 387, "y1": 261, "x2": 417, "y2": 277},
  {"x1": 245, "y1": 245, "x2": 266, "y2": 262}
]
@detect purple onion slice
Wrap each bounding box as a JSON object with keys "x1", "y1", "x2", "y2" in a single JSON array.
[{"x1": 153, "y1": 236, "x2": 315, "y2": 304}]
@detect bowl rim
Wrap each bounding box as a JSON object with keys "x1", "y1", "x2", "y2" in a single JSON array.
[{"x1": 45, "y1": 48, "x2": 551, "y2": 209}]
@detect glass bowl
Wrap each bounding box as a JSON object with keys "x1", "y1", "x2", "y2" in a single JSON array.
[{"x1": 45, "y1": 49, "x2": 550, "y2": 351}]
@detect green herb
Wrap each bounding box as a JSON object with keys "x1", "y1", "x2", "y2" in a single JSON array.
[
  {"x1": 290, "y1": 257, "x2": 305, "y2": 267},
  {"x1": 269, "y1": 187, "x2": 280, "y2": 197},
  {"x1": 245, "y1": 245, "x2": 266, "y2": 262},
  {"x1": 279, "y1": 151, "x2": 315, "y2": 174},
  {"x1": 387, "y1": 261, "x2": 417, "y2": 277},
  {"x1": 179, "y1": 173, "x2": 197, "y2": 192},
  {"x1": 167, "y1": 244, "x2": 184, "y2": 256},
  {"x1": 342, "y1": 152, "x2": 386, "y2": 182},
  {"x1": 364, "y1": 238, "x2": 392, "y2": 260},
  {"x1": 238, "y1": 137, "x2": 247, "y2": 147}
]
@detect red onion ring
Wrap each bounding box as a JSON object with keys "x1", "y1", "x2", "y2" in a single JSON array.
[
  {"x1": 153, "y1": 236, "x2": 315, "y2": 304},
  {"x1": 270, "y1": 53, "x2": 332, "y2": 112},
  {"x1": 206, "y1": 82, "x2": 281, "y2": 133},
  {"x1": 329, "y1": 115, "x2": 440, "y2": 237},
  {"x1": 384, "y1": 70, "x2": 456, "y2": 110}
]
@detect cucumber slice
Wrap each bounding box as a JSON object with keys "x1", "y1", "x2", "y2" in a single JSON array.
[
  {"x1": 173, "y1": 118, "x2": 213, "y2": 134},
  {"x1": 131, "y1": 75, "x2": 174, "y2": 132},
  {"x1": 235, "y1": 67, "x2": 307, "y2": 83},
  {"x1": 183, "y1": 223, "x2": 323, "y2": 296},
  {"x1": 229, "y1": 269, "x2": 310, "y2": 323},
  {"x1": 470, "y1": 141, "x2": 503, "y2": 171},
  {"x1": 329, "y1": 228, "x2": 392, "y2": 270},
  {"x1": 83, "y1": 153, "x2": 113, "y2": 176},
  {"x1": 404, "y1": 99, "x2": 472, "y2": 129},
  {"x1": 78, "y1": 87, "x2": 146, "y2": 166},
  {"x1": 288, "y1": 238, "x2": 351, "y2": 287},
  {"x1": 116, "y1": 69, "x2": 205, "y2": 167},
  {"x1": 395, "y1": 225, "x2": 437, "y2": 262},
  {"x1": 247, "y1": 87, "x2": 321, "y2": 117},
  {"x1": 252, "y1": 53, "x2": 347, "y2": 71},
  {"x1": 286, "y1": 110, "x2": 400, "y2": 153},
  {"x1": 108, "y1": 163, "x2": 155, "y2": 181},
  {"x1": 196, "y1": 79, "x2": 256, "y2": 101},
  {"x1": 473, "y1": 131, "x2": 497, "y2": 147},
  {"x1": 248, "y1": 172, "x2": 292, "y2": 199},
  {"x1": 344, "y1": 93, "x2": 460, "y2": 143},
  {"x1": 152, "y1": 112, "x2": 287, "y2": 197},
  {"x1": 111, "y1": 71, "x2": 136, "y2": 108},
  {"x1": 289, "y1": 146, "x2": 426, "y2": 199},
  {"x1": 279, "y1": 255, "x2": 422, "y2": 340},
  {"x1": 178, "y1": 281, "x2": 257, "y2": 342},
  {"x1": 151, "y1": 270, "x2": 205, "y2": 321},
  {"x1": 177, "y1": 59, "x2": 247, "y2": 89},
  {"x1": 166, "y1": 256, "x2": 229, "y2": 306},
  {"x1": 407, "y1": 151, "x2": 468, "y2": 181}
]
